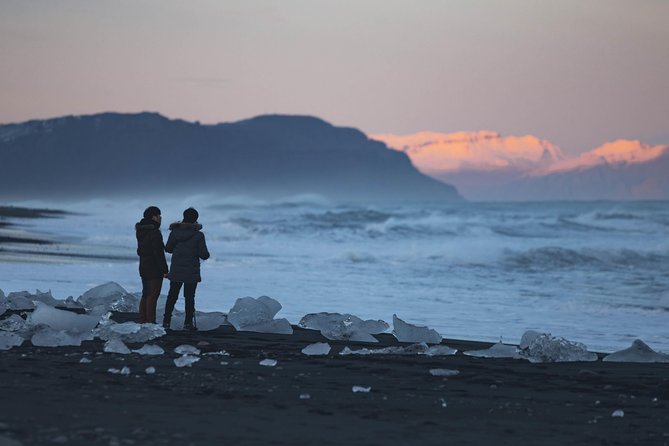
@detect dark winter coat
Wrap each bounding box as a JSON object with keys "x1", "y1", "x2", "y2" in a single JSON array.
[
  {"x1": 135, "y1": 218, "x2": 169, "y2": 279},
  {"x1": 165, "y1": 222, "x2": 210, "y2": 283}
]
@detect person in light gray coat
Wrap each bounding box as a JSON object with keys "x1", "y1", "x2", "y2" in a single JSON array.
[{"x1": 162, "y1": 207, "x2": 210, "y2": 330}]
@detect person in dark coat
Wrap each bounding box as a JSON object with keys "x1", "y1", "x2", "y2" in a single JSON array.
[
  {"x1": 135, "y1": 206, "x2": 168, "y2": 324},
  {"x1": 162, "y1": 207, "x2": 210, "y2": 330}
]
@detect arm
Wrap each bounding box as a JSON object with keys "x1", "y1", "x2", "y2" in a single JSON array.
[
  {"x1": 165, "y1": 232, "x2": 176, "y2": 254},
  {"x1": 198, "y1": 233, "x2": 210, "y2": 260},
  {"x1": 152, "y1": 231, "x2": 169, "y2": 275}
]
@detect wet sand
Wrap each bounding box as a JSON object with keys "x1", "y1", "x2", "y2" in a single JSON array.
[{"x1": 0, "y1": 313, "x2": 667, "y2": 445}]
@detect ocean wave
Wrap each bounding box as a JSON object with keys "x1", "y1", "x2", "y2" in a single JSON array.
[{"x1": 503, "y1": 247, "x2": 669, "y2": 271}]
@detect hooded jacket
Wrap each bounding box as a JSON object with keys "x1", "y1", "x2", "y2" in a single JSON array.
[
  {"x1": 165, "y1": 222, "x2": 210, "y2": 283},
  {"x1": 135, "y1": 218, "x2": 169, "y2": 279}
]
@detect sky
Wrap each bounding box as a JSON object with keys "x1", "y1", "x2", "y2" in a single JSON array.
[{"x1": 0, "y1": 0, "x2": 667, "y2": 155}]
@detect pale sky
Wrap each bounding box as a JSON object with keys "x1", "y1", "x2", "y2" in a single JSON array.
[{"x1": 1, "y1": 0, "x2": 668, "y2": 154}]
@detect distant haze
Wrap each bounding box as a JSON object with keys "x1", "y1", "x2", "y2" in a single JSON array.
[{"x1": 1, "y1": 1, "x2": 667, "y2": 155}]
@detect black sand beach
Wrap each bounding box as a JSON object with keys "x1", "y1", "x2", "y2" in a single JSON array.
[{"x1": 1, "y1": 313, "x2": 667, "y2": 446}]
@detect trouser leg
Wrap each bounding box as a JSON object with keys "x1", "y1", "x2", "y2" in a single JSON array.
[
  {"x1": 183, "y1": 283, "x2": 198, "y2": 327},
  {"x1": 139, "y1": 278, "x2": 149, "y2": 323},
  {"x1": 145, "y1": 278, "x2": 163, "y2": 324},
  {"x1": 163, "y1": 281, "x2": 183, "y2": 327}
]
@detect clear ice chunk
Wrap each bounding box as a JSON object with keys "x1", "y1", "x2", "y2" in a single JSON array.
[
  {"x1": 132, "y1": 344, "x2": 164, "y2": 356},
  {"x1": 145, "y1": 366, "x2": 156, "y2": 374},
  {"x1": 108, "y1": 366, "x2": 131, "y2": 375},
  {"x1": 174, "y1": 345, "x2": 200, "y2": 355},
  {"x1": 603, "y1": 339, "x2": 669, "y2": 363},
  {"x1": 392, "y1": 314, "x2": 442, "y2": 344},
  {"x1": 611, "y1": 410, "x2": 625, "y2": 418},
  {"x1": 429, "y1": 368, "x2": 460, "y2": 377},
  {"x1": 0, "y1": 331, "x2": 23, "y2": 350},
  {"x1": 79, "y1": 357, "x2": 92, "y2": 364},
  {"x1": 521, "y1": 333, "x2": 598, "y2": 363},
  {"x1": 104, "y1": 339, "x2": 131, "y2": 354},
  {"x1": 77, "y1": 282, "x2": 140, "y2": 314},
  {"x1": 519, "y1": 330, "x2": 542, "y2": 349},
  {"x1": 31, "y1": 328, "x2": 86, "y2": 347},
  {"x1": 339, "y1": 342, "x2": 456, "y2": 356},
  {"x1": 174, "y1": 355, "x2": 200, "y2": 368},
  {"x1": 227, "y1": 296, "x2": 293, "y2": 335},
  {"x1": 5, "y1": 292, "x2": 35, "y2": 311},
  {"x1": 298, "y1": 312, "x2": 388, "y2": 343},
  {"x1": 191, "y1": 311, "x2": 228, "y2": 331},
  {"x1": 352, "y1": 386, "x2": 371, "y2": 393},
  {"x1": 301, "y1": 342, "x2": 331, "y2": 356},
  {"x1": 464, "y1": 342, "x2": 526, "y2": 359},
  {"x1": 95, "y1": 322, "x2": 165, "y2": 343},
  {"x1": 0, "y1": 314, "x2": 29, "y2": 332},
  {"x1": 28, "y1": 302, "x2": 100, "y2": 333},
  {"x1": 259, "y1": 359, "x2": 278, "y2": 367}
]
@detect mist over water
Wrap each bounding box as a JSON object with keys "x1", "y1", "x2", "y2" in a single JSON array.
[{"x1": 3, "y1": 196, "x2": 668, "y2": 353}]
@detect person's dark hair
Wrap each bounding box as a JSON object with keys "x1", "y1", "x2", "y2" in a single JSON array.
[
  {"x1": 143, "y1": 206, "x2": 161, "y2": 219},
  {"x1": 183, "y1": 207, "x2": 199, "y2": 223}
]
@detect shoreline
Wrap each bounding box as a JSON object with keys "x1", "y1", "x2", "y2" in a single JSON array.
[{"x1": 1, "y1": 313, "x2": 667, "y2": 445}]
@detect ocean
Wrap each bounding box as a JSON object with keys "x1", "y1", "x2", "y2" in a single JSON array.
[{"x1": 2, "y1": 196, "x2": 668, "y2": 353}]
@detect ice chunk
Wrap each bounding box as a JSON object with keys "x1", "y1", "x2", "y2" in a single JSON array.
[
  {"x1": 227, "y1": 296, "x2": 293, "y2": 335},
  {"x1": 95, "y1": 322, "x2": 165, "y2": 343},
  {"x1": 520, "y1": 330, "x2": 542, "y2": 349},
  {"x1": 603, "y1": 339, "x2": 669, "y2": 363},
  {"x1": 192, "y1": 311, "x2": 228, "y2": 331},
  {"x1": 174, "y1": 355, "x2": 200, "y2": 368},
  {"x1": 299, "y1": 393, "x2": 311, "y2": 400},
  {"x1": 28, "y1": 302, "x2": 100, "y2": 333},
  {"x1": 352, "y1": 386, "x2": 371, "y2": 393},
  {"x1": 77, "y1": 282, "x2": 139, "y2": 313},
  {"x1": 392, "y1": 314, "x2": 442, "y2": 344},
  {"x1": 5, "y1": 292, "x2": 35, "y2": 311},
  {"x1": 31, "y1": 328, "x2": 85, "y2": 347},
  {"x1": 108, "y1": 366, "x2": 131, "y2": 375},
  {"x1": 464, "y1": 342, "x2": 526, "y2": 359},
  {"x1": 145, "y1": 366, "x2": 156, "y2": 374},
  {"x1": 259, "y1": 359, "x2": 277, "y2": 367},
  {"x1": 0, "y1": 331, "x2": 23, "y2": 350},
  {"x1": 0, "y1": 314, "x2": 29, "y2": 332},
  {"x1": 79, "y1": 357, "x2": 92, "y2": 364},
  {"x1": 301, "y1": 342, "x2": 331, "y2": 356},
  {"x1": 521, "y1": 333, "x2": 598, "y2": 363},
  {"x1": 429, "y1": 368, "x2": 460, "y2": 377},
  {"x1": 611, "y1": 410, "x2": 624, "y2": 418},
  {"x1": 202, "y1": 350, "x2": 230, "y2": 356},
  {"x1": 174, "y1": 345, "x2": 200, "y2": 355},
  {"x1": 132, "y1": 344, "x2": 164, "y2": 356},
  {"x1": 339, "y1": 342, "x2": 456, "y2": 356},
  {"x1": 298, "y1": 312, "x2": 388, "y2": 343},
  {"x1": 104, "y1": 339, "x2": 131, "y2": 354}
]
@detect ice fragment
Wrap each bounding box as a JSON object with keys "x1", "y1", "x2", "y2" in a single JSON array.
[
  {"x1": 108, "y1": 366, "x2": 131, "y2": 375},
  {"x1": 95, "y1": 322, "x2": 165, "y2": 343},
  {"x1": 174, "y1": 345, "x2": 200, "y2": 355},
  {"x1": 28, "y1": 302, "x2": 100, "y2": 333},
  {"x1": 611, "y1": 410, "x2": 624, "y2": 418},
  {"x1": 79, "y1": 357, "x2": 92, "y2": 364},
  {"x1": 339, "y1": 342, "x2": 456, "y2": 356},
  {"x1": 299, "y1": 312, "x2": 388, "y2": 343},
  {"x1": 104, "y1": 339, "x2": 130, "y2": 354},
  {"x1": 145, "y1": 367, "x2": 156, "y2": 374},
  {"x1": 352, "y1": 386, "x2": 371, "y2": 393},
  {"x1": 0, "y1": 332, "x2": 23, "y2": 350},
  {"x1": 227, "y1": 296, "x2": 293, "y2": 334},
  {"x1": 77, "y1": 282, "x2": 139, "y2": 313},
  {"x1": 31, "y1": 328, "x2": 85, "y2": 347},
  {"x1": 301, "y1": 342, "x2": 331, "y2": 356},
  {"x1": 464, "y1": 342, "x2": 526, "y2": 359},
  {"x1": 520, "y1": 330, "x2": 542, "y2": 349},
  {"x1": 174, "y1": 355, "x2": 200, "y2": 368},
  {"x1": 521, "y1": 333, "x2": 598, "y2": 363},
  {"x1": 603, "y1": 339, "x2": 669, "y2": 363},
  {"x1": 259, "y1": 359, "x2": 277, "y2": 367},
  {"x1": 429, "y1": 368, "x2": 460, "y2": 377},
  {"x1": 392, "y1": 314, "x2": 441, "y2": 344},
  {"x1": 132, "y1": 344, "x2": 164, "y2": 356},
  {"x1": 299, "y1": 393, "x2": 311, "y2": 400}
]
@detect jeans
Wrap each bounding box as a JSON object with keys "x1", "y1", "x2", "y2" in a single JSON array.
[
  {"x1": 139, "y1": 277, "x2": 163, "y2": 324},
  {"x1": 163, "y1": 281, "x2": 198, "y2": 327}
]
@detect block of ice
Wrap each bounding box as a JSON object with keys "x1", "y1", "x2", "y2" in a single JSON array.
[
  {"x1": 392, "y1": 314, "x2": 442, "y2": 344},
  {"x1": 174, "y1": 354, "x2": 200, "y2": 367},
  {"x1": 108, "y1": 366, "x2": 131, "y2": 375},
  {"x1": 298, "y1": 312, "x2": 388, "y2": 343},
  {"x1": 31, "y1": 328, "x2": 85, "y2": 347},
  {"x1": 301, "y1": 342, "x2": 331, "y2": 356},
  {"x1": 5, "y1": 292, "x2": 35, "y2": 311},
  {"x1": 0, "y1": 314, "x2": 29, "y2": 332},
  {"x1": 145, "y1": 366, "x2": 156, "y2": 374},
  {"x1": 104, "y1": 339, "x2": 131, "y2": 354},
  {"x1": 0, "y1": 331, "x2": 23, "y2": 350},
  {"x1": 521, "y1": 333, "x2": 598, "y2": 363},
  {"x1": 95, "y1": 322, "x2": 166, "y2": 343},
  {"x1": 77, "y1": 282, "x2": 139, "y2": 313},
  {"x1": 191, "y1": 311, "x2": 228, "y2": 331},
  {"x1": 602, "y1": 339, "x2": 669, "y2": 363},
  {"x1": 132, "y1": 344, "x2": 164, "y2": 356},
  {"x1": 520, "y1": 330, "x2": 542, "y2": 349},
  {"x1": 464, "y1": 342, "x2": 526, "y2": 360},
  {"x1": 259, "y1": 359, "x2": 277, "y2": 367},
  {"x1": 227, "y1": 296, "x2": 293, "y2": 335},
  {"x1": 79, "y1": 357, "x2": 92, "y2": 364},
  {"x1": 28, "y1": 302, "x2": 100, "y2": 333},
  {"x1": 611, "y1": 410, "x2": 624, "y2": 418},
  {"x1": 339, "y1": 342, "x2": 456, "y2": 356},
  {"x1": 0, "y1": 289, "x2": 6, "y2": 316},
  {"x1": 352, "y1": 386, "x2": 371, "y2": 393},
  {"x1": 174, "y1": 345, "x2": 200, "y2": 355},
  {"x1": 429, "y1": 368, "x2": 460, "y2": 377}
]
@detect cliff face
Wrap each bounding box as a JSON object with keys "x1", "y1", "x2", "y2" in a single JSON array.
[{"x1": 0, "y1": 113, "x2": 462, "y2": 203}]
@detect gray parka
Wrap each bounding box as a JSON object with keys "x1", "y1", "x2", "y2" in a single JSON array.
[{"x1": 165, "y1": 222, "x2": 210, "y2": 283}]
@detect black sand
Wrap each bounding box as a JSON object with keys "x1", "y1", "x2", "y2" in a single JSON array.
[{"x1": 0, "y1": 313, "x2": 667, "y2": 445}]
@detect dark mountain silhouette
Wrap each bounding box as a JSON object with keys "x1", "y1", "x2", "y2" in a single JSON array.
[{"x1": 0, "y1": 113, "x2": 462, "y2": 202}]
